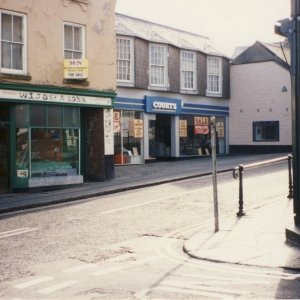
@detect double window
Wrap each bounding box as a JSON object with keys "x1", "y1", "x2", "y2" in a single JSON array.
[
  {"x1": 181, "y1": 50, "x2": 197, "y2": 92},
  {"x1": 117, "y1": 37, "x2": 134, "y2": 85},
  {"x1": 149, "y1": 43, "x2": 168, "y2": 88},
  {"x1": 207, "y1": 56, "x2": 222, "y2": 95},
  {"x1": 64, "y1": 23, "x2": 85, "y2": 59},
  {"x1": 0, "y1": 10, "x2": 27, "y2": 74},
  {"x1": 253, "y1": 121, "x2": 279, "y2": 142}
]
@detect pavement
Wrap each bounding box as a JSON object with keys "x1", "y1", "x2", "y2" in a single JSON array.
[{"x1": 1, "y1": 152, "x2": 300, "y2": 271}]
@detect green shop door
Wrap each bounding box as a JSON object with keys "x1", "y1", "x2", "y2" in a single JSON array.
[{"x1": 0, "y1": 104, "x2": 10, "y2": 193}]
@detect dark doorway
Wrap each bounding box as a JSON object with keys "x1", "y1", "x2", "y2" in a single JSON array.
[
  {"x1": 155, "y1": 114, "x2": 171, "y2": 157},
  {"x1": 0, "y1": 104, "x2": 10, "y2": 193}
]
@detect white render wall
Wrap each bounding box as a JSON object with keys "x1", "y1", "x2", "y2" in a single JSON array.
[{"x1": 230, "y1": 61, "x2": 291, "y2": 146}]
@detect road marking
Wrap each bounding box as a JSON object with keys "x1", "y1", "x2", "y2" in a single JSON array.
[
  {"x1": 92, "y1": 256, "x2": 159, "y2": 276},
  {"x1": 154, "y1": 286, "x2": 227, "y2": 299},
  {"x1": 63, "y1": 263, "x2": 97, "y2": 273},
  {"x1": 38, "y1": 280, "x2": 77, "y2": 295},
  {"x1": 0, "y1": 227, "x2": 38, "y2": 239},
  {"x1": 163, "y1": 280, "x2": 249, "y2": 296},
  {"x1": 14, "y1": 276, "x2": 54, "y2": 289},
  {"x1": 100, "y1": 190, "x2": 199, "y2": 215}
]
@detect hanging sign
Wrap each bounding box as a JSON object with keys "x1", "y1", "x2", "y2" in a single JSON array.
[{"x1": 179, "y1": 120, "x2": 187, "y2": 137}]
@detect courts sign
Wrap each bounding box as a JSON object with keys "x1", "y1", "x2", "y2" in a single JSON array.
[{"x1": 145, "y1": 96, "x2": 181, "y2": 114}]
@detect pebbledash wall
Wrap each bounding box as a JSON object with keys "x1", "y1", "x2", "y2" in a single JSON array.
[{"x1": 0, "y1": 0, "x2": 117, "y2": 193}]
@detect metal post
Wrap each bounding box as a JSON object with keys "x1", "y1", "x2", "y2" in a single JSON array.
[
  {"x1": 287, "y1": 154, "x2": 293, "y2": 199},
  {"x1": 211, "y1": 117, "x2": 219, "y2": 232},
  {"x1": 236, "y1": 164, "x2": 245, "y2": 217},
  {"x1": 291, "y1": 0, "x2": 300, "y2": 225}
]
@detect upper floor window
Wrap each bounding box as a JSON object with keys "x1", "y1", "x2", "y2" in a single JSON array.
[
  {"x1": 0, "y1": 10, "x2": 27, "y2": 74},
  {"x1": 64, "y1": 23, "x2": 85, "y2": 59},
  {"x1": 207, "y1": 56, "x2": 222, "y2": 95},
  {"x1": 149, "y1": 43, "x2": 168, "y2": 88},
  {"x1": 181, "y1": 50, "x2": 197, "y2": 92},
  {"x1": 117, "y1": 37, "x2": 134, "y2": 85}
]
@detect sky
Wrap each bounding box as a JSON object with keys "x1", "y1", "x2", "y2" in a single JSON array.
[{"x1": 115, "y1": 0, "x2": 291, "y2": 57}]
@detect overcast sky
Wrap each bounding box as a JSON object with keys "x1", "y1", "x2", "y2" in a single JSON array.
[{"x1": 115, "y1": 0, "x2": 291, "y2": 57}]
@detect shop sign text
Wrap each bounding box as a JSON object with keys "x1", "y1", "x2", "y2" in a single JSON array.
[{"x1": 0, "y1": 89, "x2": 112, "y2": 107}]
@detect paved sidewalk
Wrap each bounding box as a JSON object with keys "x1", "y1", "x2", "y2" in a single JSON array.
[
  {"x1": 183, "y1": 196, "x2": 300, "y2": 270},
  {"x1": 0, "y1": 153, "x2": 288, "y2": 214}
]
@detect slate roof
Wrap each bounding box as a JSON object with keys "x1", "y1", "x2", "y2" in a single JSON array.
[
  {"x1": 231, "y1": 40, "x2": 290, "y2": 70},
  {"x1": 115, "y1": 13, "x2": 226, "y2": 57}
]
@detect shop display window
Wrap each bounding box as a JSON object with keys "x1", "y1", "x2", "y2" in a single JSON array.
[
  {"x1": 114, "y1": 110, "x2": 144, "y2": 165},
  {"x1": 179, "y1": 115, "x2": 211, "y2": 156},
  {"x1": 14, "y1": 104, "x2": 80, "y2": 179}
]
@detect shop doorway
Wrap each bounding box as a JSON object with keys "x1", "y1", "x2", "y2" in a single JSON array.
[
  {"x1": 155, "y1": 114, "x2": 171, "y2": 157},
  {"x1": 0, "y1": 104, "x2": 10, "y2": 193}
]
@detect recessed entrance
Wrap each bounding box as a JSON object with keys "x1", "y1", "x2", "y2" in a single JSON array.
[
  {"x1": 0, "y1": 104, "x2": 10, "y2": 193},
  {"x1": 155, "y1": 114, "x2": 171, "y2": 157}
]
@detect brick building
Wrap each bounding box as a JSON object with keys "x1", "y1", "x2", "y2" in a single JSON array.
[
  {"x1": 114, "y1": 14, "x2": 230, "y2": 165},
  {"x1": 230, "y1": 41, "x2": 291, "y2": 153},
  {"x1": 0, "y1": 0, "x2": 117, "y2": 193}
]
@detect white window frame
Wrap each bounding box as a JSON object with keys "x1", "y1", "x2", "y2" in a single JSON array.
[
  {"x1": 116, "y1": 36, "x2": 134, "y2": 86},
  {"x1": 63, "y1": 22, "x2": 86, "y2": 59},
  {"x1": 149, "y1": 43, "x2": 168, "y2": 89},
  {"x1": 207, "y1": 56, "x2": 222, "y2": 96},
  {"x1": 0, "y1": 10, "x2": 27, "y2": 75},
  {"x1": 180, "y1": 50, "x2": 197, "y2": 93}
]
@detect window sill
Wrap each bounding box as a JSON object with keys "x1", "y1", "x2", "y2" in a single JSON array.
[
  {"x1": 0, "y1": 73, "x2": 32, "y2": 81},
  {"x1": 63, "y1": 79, "x2": 89, "y2": 86},
  {"x1": 117, "y1": 81, "x2": 135, "y2": 87},
  {"x1": 181, "y1": 89, "x2": 198, "y2": 95},
  {"x1": 148, "y1": 85, "x2": 168, "y2": 91},
  {"x1": 206, "y1": 92, "x2": 222, "y2": 98}
]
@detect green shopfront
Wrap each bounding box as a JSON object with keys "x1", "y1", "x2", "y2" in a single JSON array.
[{"x1": 0, "y1": 83, "x2": 115, "y2": 193}]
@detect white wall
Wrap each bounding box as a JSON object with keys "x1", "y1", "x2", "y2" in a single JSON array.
[{"x1": 230, "y1": 61, "x2": 291, "y2": 146}]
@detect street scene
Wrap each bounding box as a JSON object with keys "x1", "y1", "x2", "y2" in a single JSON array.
[
  {"x1": 1, "y1": 0, "x2": 300, "y2": 299},
  {"x1": 0, "y1": 154, "x2": 300, "y2": 299}
]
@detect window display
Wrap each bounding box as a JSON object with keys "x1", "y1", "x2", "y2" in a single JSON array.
[
  {"x1": 14, "y1": 104, "x2": 80, "y2": 179},
  {"x1": 114, "y1": 110, "x2": 144, "y2": 165}
]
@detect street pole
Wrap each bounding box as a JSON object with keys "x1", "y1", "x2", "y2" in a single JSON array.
[
  {"x1": 291, "y1": 0, "x2": 300, "y2": 226},
  {"x1": 276, "y1": 0, "x2": 300, "y2": 226},
  {"x1": 211, "y1": 117, "x2": 219, "y2": 232}
]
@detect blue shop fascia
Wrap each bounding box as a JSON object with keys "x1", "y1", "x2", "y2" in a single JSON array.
[{"x1": 113, "y1": 95, "x2": 229, "y2": 165}]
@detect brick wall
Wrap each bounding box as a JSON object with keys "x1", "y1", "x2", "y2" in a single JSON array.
[
  {"x1": 135, "y1": 38, "x2": 149, "y2": 89},
  {"x1": 168, "y1": 45, "x2": 180, "y2": 93},
  {"x1": 197, "y1": 52, "x2": 207, "y2": 96}
]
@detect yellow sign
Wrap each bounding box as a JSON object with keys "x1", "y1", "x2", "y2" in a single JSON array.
[
  {"x1": 64, "y1": 59, "x2": 88, "y2": 79},
  {"x1": 216, "y1": 121, "x2": 225, "y2": 137},
  {"x1": 133, "y1": 119, "x2": 143, "y2": 138},
  {"x1": 179, "y1": 120, "x2": 187, "y2": 137}
]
